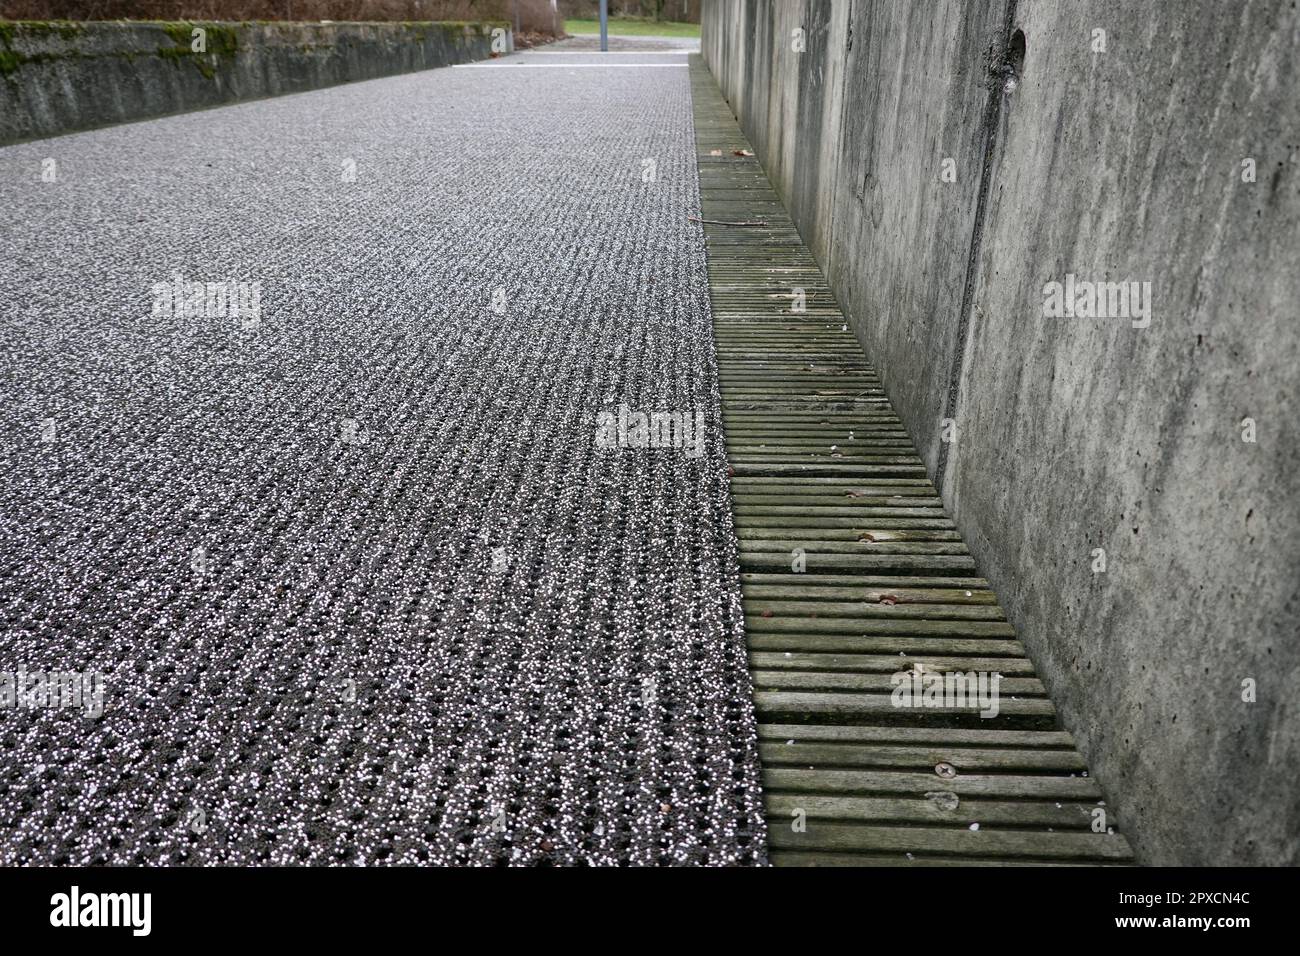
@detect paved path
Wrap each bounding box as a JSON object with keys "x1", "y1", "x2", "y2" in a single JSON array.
[
  {"x1": 0, "y1": 41, "x2": 764, "y2": 865},
  {"x1": 538, "y1": 34, "x2": 700, "y2": 53}
]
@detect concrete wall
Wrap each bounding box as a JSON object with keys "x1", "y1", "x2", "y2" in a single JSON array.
[
  {"x1": 704, "y1": 0, "x2": 1300, "y2": 865},
  {"x1": 0, "y1": 20, "x2": 509, "y2": 145}
]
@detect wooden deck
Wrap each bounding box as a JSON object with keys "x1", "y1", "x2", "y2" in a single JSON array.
[{"x1": 690, "y1": 56, "x2": 1134, "y2": 867}]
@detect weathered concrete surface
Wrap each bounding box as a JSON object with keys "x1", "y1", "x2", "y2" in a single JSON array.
[
  {"x1": 703, "y1": 0, "x2": 1001, "y2": 474},
  {"x1": 704, "y1": 0, "x2": 1300, "y2": 865},
  {"x1": 0, "y1": 20, "x2": 509, "y2": 145}
]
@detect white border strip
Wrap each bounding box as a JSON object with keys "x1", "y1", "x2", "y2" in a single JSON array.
[
  {"x1": 453, "y1": 63, "x2": 689, "y2": 69},
  {"x1": 521, "y1": 50, "x2": 695, "y2": 55}
]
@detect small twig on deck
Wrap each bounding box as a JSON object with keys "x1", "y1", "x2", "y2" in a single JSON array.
[{"x1": 687, "y1": 215, "x2": 770, "y2": 228}]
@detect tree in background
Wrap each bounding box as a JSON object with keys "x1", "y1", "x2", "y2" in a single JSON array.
[{"x1": 555, "y1": 0, "x2": 699, "y2": 24}]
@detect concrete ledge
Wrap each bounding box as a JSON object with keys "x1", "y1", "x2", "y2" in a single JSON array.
[{"x1": 0, "y1": 19, "x2": 510, "y2": 144}]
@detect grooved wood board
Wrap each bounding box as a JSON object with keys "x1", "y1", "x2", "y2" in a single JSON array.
[{"x1": 690, "y1": 56, "x2": 1134, "y2": 867}]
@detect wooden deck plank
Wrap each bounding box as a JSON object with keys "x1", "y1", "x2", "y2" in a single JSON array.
[
  {"x1": 691, "y1": 55, "x2": 1134, "y2": 867},
  {"x1": 768, "y1": 825, "x2": 1132, "y2": 860}
]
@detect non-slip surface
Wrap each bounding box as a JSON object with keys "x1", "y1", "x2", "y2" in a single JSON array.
[{"x1": 0, "y1": 47, "x2": 765, "y2": 865}]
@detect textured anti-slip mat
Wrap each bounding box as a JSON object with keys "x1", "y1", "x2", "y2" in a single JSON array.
[{"x1": 0, "y1": 50, "x2": 767, "y2": 865}]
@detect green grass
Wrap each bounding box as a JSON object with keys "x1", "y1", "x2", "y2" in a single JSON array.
[{"x1": 564, "y1": 18, "x2": 699, "y2": 38}]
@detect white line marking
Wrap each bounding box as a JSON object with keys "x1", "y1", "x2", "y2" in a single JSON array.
[
  {"x1": 453, "y1": 63, "x2": 689, "y2": 69},
  {"x1": 520, "y1": 50, "x2": 695, "y2": 55}
]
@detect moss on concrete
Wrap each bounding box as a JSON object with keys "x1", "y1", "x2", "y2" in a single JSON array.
[
  {"x1": 0, "y1": 21, "x2": 84, "y2": 44},
  {"x1": 1, "y1": 18, "x2": 500, "y2": 103},
  {"x1": 0, "y1": 23, "x2": 86, "y2": 77},
  {"x1": 155, "y1": 22, "x2": 239, "y2": 79}
]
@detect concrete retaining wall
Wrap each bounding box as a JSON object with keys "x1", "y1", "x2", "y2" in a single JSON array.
[
  {"x1": 704, "y1": 0, "x2": 1300, "y2": 865},
  {"x1": 0, "y1": 19, "x2": 509, "y2": 144}
]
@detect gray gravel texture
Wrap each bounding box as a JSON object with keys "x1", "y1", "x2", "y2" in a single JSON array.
[{"x1": 0, "y1": 49, "x2": 766, "y2": 865}]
